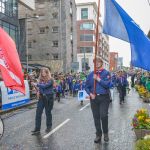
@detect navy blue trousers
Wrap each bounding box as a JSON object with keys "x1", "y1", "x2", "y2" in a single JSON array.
[
  {"x1": 35, "y1": 94, "x2": 54, "y2": 130},
  {"x1": 90, "y1": 94, "x2": 110, "y2": 136}
]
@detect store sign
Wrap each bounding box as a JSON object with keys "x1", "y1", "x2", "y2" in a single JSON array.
[
  {"x1": 78, "y1": 90, "x2": 89, "y2": 101},
  {"x1": 0, "y1": 80, "x2": 30, "y2": 110}
]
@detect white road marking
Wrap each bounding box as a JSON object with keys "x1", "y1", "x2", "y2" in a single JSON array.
[
  {"x1": 43, "y1": 119, "x2": 70, "y2": 139},
  {"x1": 79, "y1": 103, "x2": 90, "y2": 111}
]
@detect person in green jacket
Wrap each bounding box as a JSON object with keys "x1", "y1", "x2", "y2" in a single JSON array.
[
  {"x1": 141, "y1": 73, "x2": 148, "y2": 87},
  {"x1": 146, "y1": 77, "x2": 150, "y2": 92}
]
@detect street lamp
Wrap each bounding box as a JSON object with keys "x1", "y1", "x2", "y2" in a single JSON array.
[{"x1": 26, "y1": 14, "x2": 39, "y2": 75}]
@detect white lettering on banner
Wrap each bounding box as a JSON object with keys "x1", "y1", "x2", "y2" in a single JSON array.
[
  {"x1": 0, "y1": 48, "x2": 22, "y2": 85},
  {"x1": 0, "y1": 58, "x2": 22, "y2": 85},
  {"x1": 0, "y1": 48, "x2": 9, "y2": 68}
]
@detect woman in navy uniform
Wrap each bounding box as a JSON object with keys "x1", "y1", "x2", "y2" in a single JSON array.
[
  {"x1": 31, "y1": 67, "x2": 54, "y2": 135},
  {"x1": 85, "y1": 56, "x2": 111, "y2": 143}
]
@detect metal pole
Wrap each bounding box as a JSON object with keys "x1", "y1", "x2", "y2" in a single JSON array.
[
  {"x1": 59, "y1": 0, "x2": 62, "y2": 71},
  {"x1": 94, "y1": 0, "x2": 100, "y2": 94},
  {"x1": 82, "y1": 27, "x2": 86, "y2": 73},
  {"x1": 83, "y1": 28, "x2": 86, "y2": 72},
  {"x1": 84, "y1": 47, "x2": 86, "y2": 72},
  {"x1": 26, "y1": 12, "x2": 29, "y2": 76}
]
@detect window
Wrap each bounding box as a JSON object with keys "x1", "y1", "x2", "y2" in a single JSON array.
[
  {"x1": 52, "y1": 41, "x2": 58, "y2": 47},
  {"x1": 80, "y1": 47, "x2": 93, "y2": 53},
  {"x1": 80, "y1": 34, "x2": 94, "y2": 41},
  {"x1": 81, "y1": 58, "x2": 89, "y2": 70},
  {"x1": 0, "y1": 0, "x2": 17, "y2": 17},
  {"x1": 10, "y1": 27, "x2": 16, "y2": 41},
  {"x1": 80, "y1": 23, "x2": 94, "y2": 30},
  {"x1": 52, "y1": 26, "x2": 59, "y2": 33},
  {"x1": 52, "y1": 12, "x2": 58, "y2": 19},
  {"x1": 39, "y1": 27, "x2": 45, "y2": 34},
  {"x1": 1, "y1": 21, "x2": 18, "y2": 44},
  {"x1": 53, "y1": 53, "x2": 59, "y2": 60},
  {"x1": 81, "y1": 8, "x2": 88, "y2": 19}
]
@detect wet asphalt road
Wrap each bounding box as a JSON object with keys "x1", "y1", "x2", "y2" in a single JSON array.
[{"x1": 0, "y1": 88, "x2": 149, "y2": 150}]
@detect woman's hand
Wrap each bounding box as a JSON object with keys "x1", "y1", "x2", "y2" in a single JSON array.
[
  {"x1": 93, "y1": 74, "x2": 101, "y2": 82},
  {"x1": 90, "y1": 93, "x2": 96, "y2": 100},
  {"x1": 31, "y1": 82, "x2": 37, "y2": 86}
]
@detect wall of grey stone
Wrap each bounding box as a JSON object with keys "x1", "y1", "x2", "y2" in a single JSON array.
[{"x1": 19, "y1": 0, "x2": 77, "y2": 73}]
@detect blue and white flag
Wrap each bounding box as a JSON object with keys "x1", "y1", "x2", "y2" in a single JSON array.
[{"x1": 103, "y1": 0, "x2": 150, "y2": 71}]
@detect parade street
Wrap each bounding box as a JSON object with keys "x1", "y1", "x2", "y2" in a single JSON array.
[{"x1": 0, "y1": 89, "x2": 148, "y2": 150}]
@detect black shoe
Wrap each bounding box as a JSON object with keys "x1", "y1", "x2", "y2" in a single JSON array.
[
  {"x1": 45, "y1": 127, "x2": 52, "y2": 133},
  {"x1": 94, "y1": 135, "x2": 101, "y2": 143},
  {"x1": 104, "y1": 134, "x2": 109, "y2": 142},
  {"x1": 80, "y1": 101, "x2": 83, "y2": 106},
  {"x1": 31, "y1": 129, "x2": 40, "y2": 135}
]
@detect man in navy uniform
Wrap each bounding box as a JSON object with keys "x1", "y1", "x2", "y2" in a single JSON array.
[
  {"x1": 116, "y1": 70, "x2": 128, "y2": 104},
  {"x1": 85, "y1": 56, "x2": 111, "y2": 143}
]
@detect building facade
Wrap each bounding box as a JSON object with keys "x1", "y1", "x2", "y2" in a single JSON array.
[
  {"x1": 100, "y1": 30, "x2": 109, "y2": 70},
  {"x1": 118, "y1": 57, "x2": 123, "y2": 70},
  {"x1": 0, "y1": 0, "x2": 19, "y2": 47},
  {"x1": 0, "y1": 0, "x2": 34, "y2": 51},
  {"x1": 19, "y1": 0, "x2": 77, "y2": 73},
  {"x1": 109, "y1": 52, "x2": 118, "y2": 71},
  {"x1": 76, "y1": 2, "x2": 109, "y2": 72}
]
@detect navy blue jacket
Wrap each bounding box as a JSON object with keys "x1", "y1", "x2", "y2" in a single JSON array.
[
  {"x1": 116, "y1": 76, "x2": 128, "y2": 88},
  {"x1": 85, "y1": 69, "x2": 111, "y2": 95},
  {"x1": 37, "y1": 79, "x2": 54, "y2": 95}
]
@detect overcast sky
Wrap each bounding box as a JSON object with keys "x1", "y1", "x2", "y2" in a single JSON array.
[{"x1": 75, "y1": 0, "x2": 150, "y2": 66}]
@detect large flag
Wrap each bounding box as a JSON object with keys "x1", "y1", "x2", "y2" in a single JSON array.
[
  {"x1": 103, "y1": 0, "x2": 150, "y2": 71},
  {"x1": 0, "y1": 27, "x2": 25, "y2": 94}
]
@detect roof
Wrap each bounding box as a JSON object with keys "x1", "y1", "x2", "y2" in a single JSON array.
[
  {"x1": 76, "y1": 2, "x2": 98, "y2": 14},
  {"x1": 19, "y1": 0, "x2": 35, "y2": 10}
]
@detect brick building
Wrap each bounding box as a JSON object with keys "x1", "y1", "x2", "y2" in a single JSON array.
[
  {"x1": 109, "y1": 52, "x2": 118, "y2": 71},
  {"x1": 76, "y1": 2, "x2": 109, "y2": 72}
]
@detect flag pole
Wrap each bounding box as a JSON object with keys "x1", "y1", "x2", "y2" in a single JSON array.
[{"x1": 94, "y1": 0, "x2": 100, "y2": 94}]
